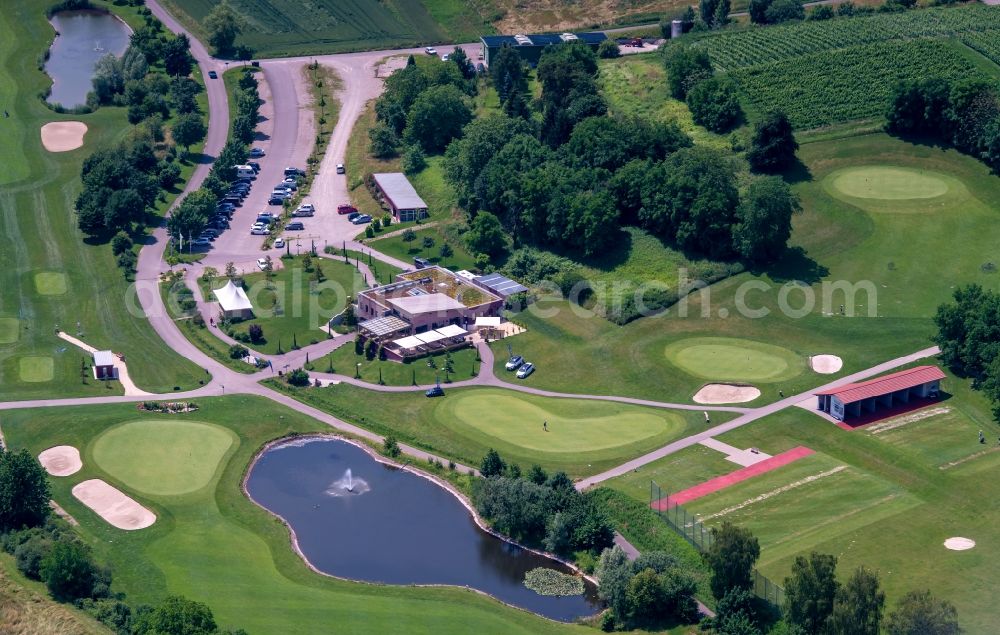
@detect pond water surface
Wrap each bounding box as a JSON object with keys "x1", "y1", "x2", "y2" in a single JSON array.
[
  {"x1": 46, "y1": 10, "x2": 131, "y2": 108},
  {"x1": 245, "y1": 437, "x2": 602, "y2": 622}
]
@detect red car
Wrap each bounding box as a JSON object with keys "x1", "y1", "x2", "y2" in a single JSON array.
[{"x1": 337, "y1": 204, "x2": 358, "y2": 215}]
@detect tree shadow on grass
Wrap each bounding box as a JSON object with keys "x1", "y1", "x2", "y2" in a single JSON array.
[
  {"x1": 761, "y1": 246, "x2": 829, "y2": 285},
  {"x1": 780, "y1": 156, "x2": 814, "y2": 185}
]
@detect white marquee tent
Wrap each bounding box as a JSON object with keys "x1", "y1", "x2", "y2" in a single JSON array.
[{"x1": 213, "y1": 280, "x2": 253, "y2": 319}]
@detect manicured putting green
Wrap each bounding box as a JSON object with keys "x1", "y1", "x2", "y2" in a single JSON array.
[
  {"x1": 828, "y1": 166, "x2": 949, "y2": 200},
  {"x1": 0, "y1": 318, "x2": 20, "y2": 344},
  {"x1": 34, "y1": 271, "x2": 67, "y2": 295},
  {"x1": 664, "y1": 337, "x2": 802, "y2": 383},
  {"x1": 437, "y1": 389, "x2": 682, "y2": 453},
  {"x1": 18, "y1": 356, "x2": 53, "y2": 382},
  {"x1": 92, "y1": 420, "x2": 236, "y2": 496}
]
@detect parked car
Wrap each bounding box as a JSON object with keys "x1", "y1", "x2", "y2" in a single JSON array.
[
  {"x1": 257, "y1": 258, "x2": 269, "y2": 270},
  {"x1": 425, "y1": 385, "x2": 445, "y2": 398},
  {"x1": 222, "y1": 195, "x2": 242, "y2": 207},
  {"x1": 425, "y1": 46, "x2": 437, "y2": 55},
  {"x1": 247, "y1": 161, "x2": 261, "y2": 173},
  {"x1": 347, "y1": 212, "x2": 360, "y2": 222},
  {"x1": 190, "y1": 237, "x2": 212, "y2": 248},
  {"x1": 516, "y1": 362, "x2": 535, "y2": 379},
  {"x1": 337, "y1": 203, "x2": 358, "y2": 215},
  {"x1": 249, "y1": 147, "x2": 265, "y2": 158},
  {"x1": 504, "y1": 355, "x2": 524, "y2": 371},
  {"x1": 279, "y1": 179, "x2": 297, "y2": 191},
  {"x1": 274, "y1": 238, "x2": 285, "y2": 249},
  {"x1": 208, "y1": 70, "x2": 218, "y2": 79},
  {"x1": 442, "y1": 54, "x2": 450, "y2": 62},
  {"x1": 257, "y1": 213, "x2": 275, "y2": 223},
  {"x1": 293, "y1": 204, "x2": 315, "y2": 217},
  {"x1": 250, "y1": 223, "x2": 269, "y2": 235},
  {"x1": 268, "y1": 195, "x2": 285, "y2": 205},
  {"x1": 286, "y1": 221, "x2": 305, "y2": 231},
  {"x1": 350, "y1": 214, "x2": 372, "y2": 225},
  {"x1": 336, "y1": 163, "x2": 345, "y2": 174},
  {"x1": 284, "y1": 167, "x2": 305, "y2": 177}
]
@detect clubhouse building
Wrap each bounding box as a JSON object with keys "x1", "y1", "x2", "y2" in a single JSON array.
[
  {"x1": 355, "y1": 266, "x2": 505, "y2": 360},
  {"x1": 815, "y1": 365, "x2": 945, "y2": 422}
]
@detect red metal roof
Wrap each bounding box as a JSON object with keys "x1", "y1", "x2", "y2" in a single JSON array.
[{"x1": 815, "y1": 366, "x2": 945, "y2": 404}]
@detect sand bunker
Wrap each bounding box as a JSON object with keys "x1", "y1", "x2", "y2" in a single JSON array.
[
  {"x1": 71, "y1": 479, "x2": 155, "y2": 530},
  {"x1": 810, "y1": 355, "x2": 843, "y2": 374},
  {"x1": 40, "y1": 121, "x2": 87, "y2": 152},
  {"x1": 38, "y1": 445, "x2": 82, "y2": 477},
  {"x1": 693, "y1": 384, "x2": 761, "y2": 404},
  {"x1": 944, "y1": 537, "x2": 975, "y2": 551}
]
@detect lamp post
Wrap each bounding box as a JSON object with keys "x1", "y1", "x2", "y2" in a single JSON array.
[{"x1": 355, "y1": 363, "x2": 361, "y2": 379}]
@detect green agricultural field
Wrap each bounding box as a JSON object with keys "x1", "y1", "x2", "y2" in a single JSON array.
[
  {"x1": 729, "y1": 39, "x2": 987, "y2": 129},
  {"x1": 695, "y1": 4, "x2": 1000, "y2": 71},
  {"x1": 312, "y1": 341, "x2": 479, "y2": 385},
  {"x1": 202, "y1": 256, "x2": 365, "y2": 355},
  {"x1": 688, "y1": 4, "x2": 1000, "y2": 129},
  {"x1": 159, "y1": 0, "x2": 490, "y2": 58},
  {"x1": 0, "y1": 398, "x2": 585, "y2": 635},
  {"x1": 267, "y1": 383, "x2": 721, "y2": 476},
  {"x1": 0, "y1": 0, "x2": 205, "y2": 400}
]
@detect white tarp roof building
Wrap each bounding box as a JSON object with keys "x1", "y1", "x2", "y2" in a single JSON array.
[
  {"x1": 435, "y1": 324, "x2": 467, "y2": 338},
  {"x1": 213, "y1": 280, "x2": 253, "y2": 312},
  {"x1": 475, "y1": 316, "x2": 502, "y2": 327},
  {"x1": 393, "y1": 335, "x2": 425, "y2": 349}
]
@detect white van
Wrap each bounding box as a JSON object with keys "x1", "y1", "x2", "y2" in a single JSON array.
[{"x1": 234, "y1": 165, "x2": 256, "y2": 179}]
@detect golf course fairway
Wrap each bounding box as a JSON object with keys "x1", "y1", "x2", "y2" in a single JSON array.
[
  {"x1": 436, "y1": 389, "x2": 684, "y2": 454},
  {"x1": 92, "y1": 420, "x2": 236, "y2": 496}
]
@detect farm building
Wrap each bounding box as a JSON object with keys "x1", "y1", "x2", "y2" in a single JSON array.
[
  {"x1": 212, "y1": 280, "x2": 254, "y2": 320},
  {"x1": 815, "y1": 365, "x2": 944, "y2": 422},
  {"x1": 370, "y1": 173, "x2": 428, "y2": 222},
  {"x1": 93, "y1": 350, "x2": 116, "y2": 380},
  {"x1": 480, "y1": 31, "x2": 608, "y2": 67},
  {"x1": 356, "y1": 266, "x2": 503, "y2": 337}
]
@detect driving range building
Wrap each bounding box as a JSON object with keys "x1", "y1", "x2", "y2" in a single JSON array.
[{"x1": 815, "y1": 365, "x2": 944, "y2": 421}]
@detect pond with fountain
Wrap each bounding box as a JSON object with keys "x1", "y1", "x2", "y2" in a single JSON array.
[
  {"x1": 46, "y1": 9, "x2": 130, "y2": 108},
  {"x1": 245, "y1": 437, "x2": 602, "y2": 622}
]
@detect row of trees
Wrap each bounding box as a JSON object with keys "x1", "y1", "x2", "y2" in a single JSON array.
[
  {"x1": 0, "y1": 447, "x2": 247, "y2": 633},
  {"x1": 168, "y1": 70, "x2": 259, "y2": 245},
  {"x1": 474, "y1": 450, "x2": 615, "y2": 557},
  {"x1": 886, "y1": 77, "x2": 1000, "y2": 172},
  {"x1": 934, "y1": 284, "x2": 1000, "y2": 421}
]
